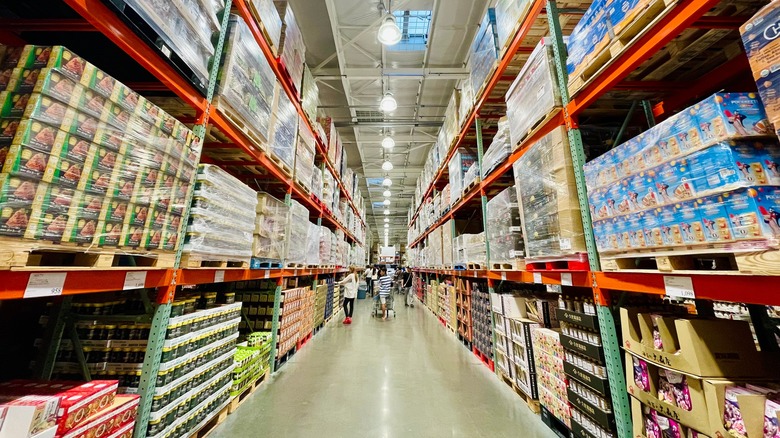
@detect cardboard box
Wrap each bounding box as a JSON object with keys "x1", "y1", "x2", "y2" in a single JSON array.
[
  {"x1": 740, "y1": 3, "x2": 780, "y2": 137},
  {"x1": 0, "y1": 396, "x2": 59, "y2": 438},
  {"x1": 61, "y1": 394, "x2": 138, "y2": 438},
  {"x1": 620, "y1": 308, "x2": 768, "y2": 377}
]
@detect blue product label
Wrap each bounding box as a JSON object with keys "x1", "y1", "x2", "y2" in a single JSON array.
[
  {"x1": 658, "y1": 205, "x2": 684, "y2": 247},
  {"x1": 676, "y1": 201, "x2": 706, "y2": 245},
  {"x1": 761, "y1": 140, "x2": 780, "y2": 185},
  {"x1": 652, "y1": 159, "x2": 696, "y2": 205},
  {"x1": 643, "y1": 208, "x2": 664, "y2": 248},
  {"x1": 629, "y1": 172, "x2": 660, "y2": 211},
  {"x1": 697, "y1": 195, "x2": 734, "y2": 243},
  {"x1": 693, "y1": 93, "x2": 773, "y2": 144},
  {"x1": 627, "y1": 212, "x2": 647, "y2": 249}
]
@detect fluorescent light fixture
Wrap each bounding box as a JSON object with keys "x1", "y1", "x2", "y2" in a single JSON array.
[
  {"x1": 383, "y1": 199, "x2": 390, "y2": 206},
  {"x1": 384, "y1": 224, "x2": 389, "y2": 228},
  {"x1": 384, "y1": 218, "x2": 390, "y2": 223},
  {"x1": 383, "y1": 190, "x2": 392, "y2": 198},
  {"x1": 384, "y1": 210, "x2": 390, "y2": 215},
  {"x1": 377, "y1": 14, "x2": 402, "y2": 46},
  {"x1": 379, "y1": 93, "x2": 397, "y2": 112},
  {"x1": 381, "y1": 135, "x2": 395, "y2": 149},
  {"x1": 382, "y1": 160, "x2": 393, "y2": 171},
  {"x1": 382, "y1": 178, "x2": 392, "y2": 187}
]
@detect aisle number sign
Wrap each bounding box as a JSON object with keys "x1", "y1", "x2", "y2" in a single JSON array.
[{"x1": 24, "y1": 273, "x2": 67, "y2": 298}]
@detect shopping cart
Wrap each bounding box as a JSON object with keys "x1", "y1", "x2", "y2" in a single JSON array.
[{"x1": 371, "y1": 293, "x2": 396, "y2": 318}]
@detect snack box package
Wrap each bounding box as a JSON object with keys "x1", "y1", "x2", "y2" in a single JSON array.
[
  {"x1": 61, "y1": 192, "x2": 104, "y2": 245},
  {"x1": 688, "y1": 140, "x2": 776, "y2": 194},
  {"x1": 764, "y1": 142, "x2": 780, "y2": 185},
  {"x1": 168, "y1": 181, "x2": 190, "y2": 216},
  {"x1": 0, "y1": 174, "x2": 41, "y2": 205},
  {"x1": 657, "y1": 205, "x2": 685, "y2": 247},
  {"x1": 627, "y1": 212, "x2": 648, "y2": 249},
  {"x1": 120, "y1": 223, "x2": 144, "y2": 248},
  {"x1": 642, "y1": 139, "x2": 665, "y2": 169},
  {"x1": 676, "y1": 201, "x2": 707, "y2": 245},
  {"x1": 740, "y1": 3, "x2": 780, "y2": 130},
  {"x1": 692, "y1": 93, "x2": 773, "y2": 144},
  {"x1": 592, "y1": 219, "x2": 609, "y2": 252},
  {"x1": 0, "y1": 395, "x2": 59, "y2": 438},
  {"x1": 696, "y1": 195, "x2": 734, "y2": 243},
  {"x1": 662, "y1": 110, "x2": 702, "y2": 157},
  {"x1": 722, "y1": 187, "x2": 780, "y2": 243},
  {"x1": 0, "y1": 119, "x2": 20, "y2": 145},
  {"x1": 123, "y1": 204, "x2": 150, "y2": 229},
  {"x1": 110, "y1": 158, "x2": 139, "y2": 202},
  {"x1": 100, "y1": 198, "x2": 130, "y2": 223},
  {"x1": 160, "y1": 225, "x2": 180, "y2": 252},
  {"x1": 0, "y1": 201, "x2": 33, "y2": 237},
  {"x1": 141, "y1": 226, "x2": 163, "y2": 251},
  {"x1": 2, "y1": 143, "x2": 59, "y2": 180},
  {"x1": 0, "y1": 91, "x2": 35, "y2": 119},
  {"x1": 652, "y1": 159, "x2": 696, "y2": 205},
  {"x1": 76, "y1": 149, "x2": 119, "y2": 195},
  {"x1": 566, "y1": 0, "x2": 609, "y2": 75},
  {"x1": 643, "y1": 208, "x2": 664, "y2": 248},
  {"x1": 94, "y1": 220, "x2": 123, "y2": 247},
  {"x1": 4, "y1": 68, "x2": 43, "y2": 94},
  {"x1": 60, "y1": 394, "x2": 138, "y2": 438},
  {"x1": 14, "y1": 46, "x2": 87, "y2": 80},
  {"x1": 23, "y1": 186, "x2": 76, "y2": 241}
]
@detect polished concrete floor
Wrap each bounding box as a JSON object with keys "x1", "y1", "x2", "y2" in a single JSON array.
[{"x1": 212, "y1": 296, "x2": 558, "y2": 438}]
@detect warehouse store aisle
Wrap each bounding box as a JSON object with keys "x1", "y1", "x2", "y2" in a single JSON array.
[{"x1": 212, "y1": 298, "x2": 556, "y2": 438}]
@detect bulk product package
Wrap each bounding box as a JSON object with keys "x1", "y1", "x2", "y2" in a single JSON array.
[
  {"x1": 215, "y1": 15, "x2": 277, "y2": 151},
  {"x1": 252, "y1": 192, "x2": 289, "y2": 263},
  {"x1": 0, "y1": 45, "x2": 196, "y2": 253},
  {"x1": 584, "y1": 92, "x2": 779, "y2": 256},
  {"x1": 486, "y1": 186, "x2": 524, "y2": 267},
  {"x1": 513, "y1": 126, "x2": 587, "y2": 259},
  {"x1": 310, "y1": 165, "x2": 323, "y2": 202},
  {"x1": 531, "y1": 327, "x2": 571, "y2": 428},
  {"x1": 494, "y1": 0, "x2": 534, "y2": 52},
  {"x1": 458, "y1": 78, "x2": 474, "y2": 129},
  {"x1": 462, "y1": 161, "x2": 480, "y2": 194},
  {"x1": 481, "y1": 117, "x2": 511, "y2": 178},
  {"x1": 741, "y1": 2, "x2": 780, "y2": 142},
  {"x1": 305, "y1": 221, "x2": 320, "y2": 267},
  {"x1": 448, "y1": 148, "x2": 477, "y2": 205},
  {"x1": 469, "y1": 8, "x2": 499, "y2": 100},
  {"x1": 184, "y1": 164, "x2": 257, "y2": 263},
  {"x1": 284, "y1": 198, "x2": 308, "y2": 266},
  {"x1": 300, "y1": 65, "x2": 319, "y2": 124},
  {"x1": 275, "y1": 2, "x2": 306, "y2": 95},
  {"x1": 505, "y1": 38, "x2": 562, "y2": 148},
  {"x1": 247, "y1": 0, "x2": 282, "y2": 56},
  {"x1": 120, "y1": 0, "x2": 225, "y2": 89},
  {"x1": 318, "y1": 225, "x2": 332, "y2": 265},
  {"x1": 268, "y1": 83, "x2": 298, "y2": 172}
]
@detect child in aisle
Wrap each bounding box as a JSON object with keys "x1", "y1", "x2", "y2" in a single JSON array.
[
  {"x1": 378, "y1": 268, "x2": 392, "y2": 320},
  {"x1": 337, "y1": 267, "x2": 359, "y2": 324}
]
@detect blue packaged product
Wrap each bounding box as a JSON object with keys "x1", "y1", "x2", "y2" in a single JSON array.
[
  {"x1": 689, "y1": 141, "x2": 776, "y2": 194},
  {"x1": 622, "y1": 136, "x2": 647, "y2": 177},
  {"x1": 696, "y1": 195, "x2": 734, "y2": 243},
  {"x1": 642, "y1": 139, "x2": 665, "y2": 168},
  {"x1": 566, "y1": 0, "x2": 609, "y2": 75},
  {"x1": 693, "y1": 93, "x2": 773, "y2": 145},
  {"x1": 614, "y1": 215, "x2": 630, "y2": 251},
  {"x1": 652, "y1": 159, "x2": 696, "y2": 205},
  {"x1": 723, "y1": 187, "x2": 780, "y2": 242},
  {"x1": 588, "y1": 185, "x2": 605, "y2": 219},
  {"x1": 740, "y1": 4, "x2": 780, "y2": 139},
  {"x1": 626, "y1": 212, "x2": 647, "y2": 249},
  {"x1": 600, "y1": 218, "x2": 619, "y2": 252},
  {"x1": 593, "y1": 219, "x2": 608, "y2": 252},
  {"x1": 657, "y1": 205, "x2": 684, "y2": 247},
  {"x1": 676, "y1": 201, "x2": 706, "y2": 245},
  {"x1": 643, "y1": 208, "x2": 664, "y2": 248},
  {"x1": 654, "y1": 115, "x2": 683, "y2": 161},
  {"x1": 760, "y1": 140, "x2": 780, "y2": 185},
  {"x1": 628, "y1": 171, "x2": 660, "y2": 211}
]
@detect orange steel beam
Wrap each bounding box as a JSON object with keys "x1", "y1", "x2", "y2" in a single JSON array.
[
  {"x1": 64, "y1": 0, "x2": 207, "y2": 112},
  {"x1": 409, "y1": 0, "x2": 545, "y2": 230},
  {"x1": 0, "y1": 269, "x2": 173, "y2": 300},
  {"x1": 566, "y1": 0, "x2": 721, "y2": 118}
]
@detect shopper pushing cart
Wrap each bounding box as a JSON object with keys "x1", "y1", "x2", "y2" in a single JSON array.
[{"x1": 373, "y1": 268, "x2": 395, "y2": 320}]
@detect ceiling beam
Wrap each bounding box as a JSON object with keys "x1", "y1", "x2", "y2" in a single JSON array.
[
  {"x1": 315, "y1": 67, "x2": 470, "y2": 81},
  {"x1": 335, "y1": 121, "x2": 443, "y2": 128}
]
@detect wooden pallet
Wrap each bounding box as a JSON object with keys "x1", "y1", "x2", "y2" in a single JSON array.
[
  {"x1": 467, "y1": 263, "x2": 484, "y2": 270},
  {"x1": 268, "y1": 152, "x2": 294, "y2": 178},
  {"x1": 511, "y1": 108, "x2": 563, "y2": 151},
  {"x1": 294, "y1": 177, "x2": 311, "y2": 195},
  {"x1": 191, "y1": 400, "x2": 231, "y2": 438},
  {"x1": 461, "y1": 178, "x2": 481, "y2": 197},
  {"x1": 568, "y1": 0, "x2": 678, "y2": 97},
  {"x1": 251, "y1": 258, "x2": 283, "y2": 269},
  {"x1": 247, "y1": 1, "x2": 280, "y2": 57},
  {"x1": 491, "y1": 259, "x2": 526, "y2": 271},
  {"x1": 285, "y1": 262, "x2": 305, "y2": 268},
  {"x1": 600, "y1": 248, "x2": 780, "y2": 276},
  {"x1": 498, "y1": 373, "x2": 542, "y2": 414},
  {"x1": 0, "y1": 238, "x2": 176, "y2": 270},
  {"x1": 525, "y1": 253, "x2": 589, "y2": 271},
  {"x1": 228, "y1": 370, "x2": 269, "y2": 414},
  {"x1": 180, "y1": 255, "x2": 249, "y2": 269},
  {"x1": 212, "y1": 98, "x2": 269, "y2": 152}
]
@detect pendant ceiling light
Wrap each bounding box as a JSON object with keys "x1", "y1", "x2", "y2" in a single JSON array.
[
  {"x1": 379, "y1": 93, "x2": 397, "y2": 112},
  {"x1": 382, "y1": 177, "x2": 392, "y2": 187},
  {"x1": 383, "y1": 199, "x2": 391, "y2": 206},
  {"x1": 383, "y1": 190, "x2": 392, "y2": 198},
  {"x1": 384, "y1": 218, "x2": 390, "y2": 223},
  {"x1": 382, "y1": 160, "x2": 393, "y2": 171},
  {"x1": 381, "y1": 134, "x2": 395, "y2": 149},
  {"x1": 384, "y1": 224, "x2": 389, "y2": 228},
  {"x1": 377, "y1": 14, "x2": 402, "y2": 46},
  {"x1": 384, "y1": 209, "x2": 390, "y2": 215}
]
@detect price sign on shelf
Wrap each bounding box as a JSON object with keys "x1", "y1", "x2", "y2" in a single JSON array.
[
  {"x1": 123, "y1": 272, "x2": 147, "y2": 290},
  {"x1": 264, "y1": 270, "x2": 270, "y2": 279},
  {"x1": 560, "y1": 273, "x2": 572, "y2": 287},
  {"x1": 24, "y1": 273, "x2": 67, "y2": 299},
  {"x1": 533, "y1": 272, "x2": 542, "y2": 284},
  {"x1": 663, "y1": 276, "x2": 695, "y2": 300},
  {"x1": 501, "y1": 272, "x2": 507, "y2": 281},
  {"x1": 546, "y1": 284, "x2": 562, "y2": 294},
  {"x1": 214, "y1": 270, "x2": 225, "y2": 283}
]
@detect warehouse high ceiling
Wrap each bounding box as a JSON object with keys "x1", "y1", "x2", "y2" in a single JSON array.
[{"x1": 289, "y1": 0, "x2": 489, "y2": 246}]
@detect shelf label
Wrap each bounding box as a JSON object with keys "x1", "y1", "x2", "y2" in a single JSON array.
[
  {"x1": 561, "y1": 273, "x2": 572, "y2": 287},
  {"x1": 24, "y1": 273, "x2": 67, "y2": 299},
  {"x1": 533, "y1": 272, "x2": 542, "y2": 284},
  {"x1": 663, "y1": 276, "x2": 695, "y2": 300},
  {"x1": 546, "y1": 284, "x2": 562, "y2": 294},
  {"x1": 123, "y1": 272, "x2": 147, "y2": 290},
  {"x1": 264, "y1": 270, "x2": 270, "y2": 279},
  {"x1": 501, "y1": 272, "x2": 507, "y2": 281},
  {"x1": 214, "y1": 270, "x2": 225, "y2": 283}
]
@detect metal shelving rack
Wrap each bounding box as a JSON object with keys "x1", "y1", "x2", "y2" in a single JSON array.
[
  {"x1": 408, "y1": 1, "x2": 780, "y2": 438},
  {"x1": 0, "y1": 1, "x2": 365, "y2": 436}
]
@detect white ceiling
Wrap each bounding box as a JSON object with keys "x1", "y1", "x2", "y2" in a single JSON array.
[{"x1": 289, "y1": 0, "x2": 489, "y2": 246}]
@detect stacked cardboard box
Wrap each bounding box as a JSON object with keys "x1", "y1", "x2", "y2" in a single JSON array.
[
  {"x1": 300, "y1": 65, "x2": 319, "y2": 125},
  {"x1": 274, "y1": 1, "x2": 305, "y2": 94},
  {"x1": 0, "y1": 46, "x2": 195, "y2": 252},
  {"x1": 294, "y1": 115, "x2": 315, "y2": 192},
  {"x1": 448, "y1": 149, "x2": 477, "y2": 205},
  {"x1": 268, "y1": 83, "x2": 298, "y2": 172},
  {"x1": 481, "y1": 117, "x2": 511, "y2": 178},
  {"x1": 513, "y1": 127, "x2": 587, "y2": 258},
  {"x1": 469, "y1": 9, "x2": 499, "y2": 99},
  {"x1": 584, "y1": 93, "x2": 779, "y2": 256},
  {"x1": 495, "y1": 0, "x2": 534, "y2": 52},
  {"x1": 470, "y1": 282, "x2": 493, "y2": 359},
  {"x1": 253, "y1": 192, "x2": 289, "y2": 263},
  {"x1": 284, "y1": 199, "x2": 308, "y2": 266},
  {"x1": 486, "y1": 187, "x2": 524, "y2": 266},
  {"x1": 532, "y1": 328, "x2": 570, "y2": 428},
  {"x1": 248, "y1": 0, "x2": 282, "y2": 56}
]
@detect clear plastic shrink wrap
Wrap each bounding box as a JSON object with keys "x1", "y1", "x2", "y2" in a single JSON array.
[
  {"x1": 322, "y1": 169, "x2": 335, "y2": 208},
  {"x1": 505, "y1": 38, "x2": 562, "y2": 147},
  {"x1": 275, "y1": 2, "x2": 306, "y2": 94},
  {"x1": 584, "y1": 92, "x2": 780, "y2": 255},
  {"x1": 253, "y1": 192, "x2": 289, "y2": 260},
  {"x1": 428, "y1": 226, "x2": 443, "y2": 267},
  {"x1": 305, "y1": 221, "x2": 319, "y2": 266},
  {"x1": 0, "y1": 46, "x2": 196, "y2": 251},
  {"x1": 448, "y1": 149, "x2": 477, "y2": 205},
  {"x1": 249, "y1": 0, "x2": 282, "y2": 54},
  {"x1": 311, "y1": 166, "x2": 323, "y2": 202},
  {"x1": 482, "y1": 117, "x2": 511, "y2": 177},
  {"x1": 495, "y1": 0, "x2": 534, "y2": 52},
  {"x1": 269, "y1": 84, "x2": 298, "y2": 170},
  {"x1": 487, "y1": 186, "x2": 524, "y2": 263},
  {"x1": 185, "y1": 164, "x2": 256, "y2": 260},
  {"x1": 513, "y1": 127, "x2": 587, "y2": 258},
  {"x1": 301, "y1": 65, "x2": 319, "y2": 124},
  {"x1": 463, "y1": 161, "x2": 480, "y2": 192},
  {"x1": 318, "y1": 225, "x2": 332, "y2": 265},
  {"x1": 458, "y1": 79, "x2": 473, "y2": 129},
  {"x1": 216, "y1": 15, "x2": 277, "y2": 146},
  {"x1": 294, "y1": 116, "x2": 315, "y2": 191},
  {"x1": 284, "y1": 198, "x2": 308, "y2": 265},
  {"x1": 122, "y1": 0, "x2": 224, "y2": 88},
  {"x1": 469, "y1": 9, "x2": 499, "y2": 101}
]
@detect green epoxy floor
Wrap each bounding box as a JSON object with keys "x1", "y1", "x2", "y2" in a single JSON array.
[{"x1": 212, "y1": 296, "x2": 558, "y2": 438}]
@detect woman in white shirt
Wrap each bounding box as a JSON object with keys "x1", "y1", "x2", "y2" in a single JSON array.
[{"x1": 337, "y1": 267, "x2": 359, "y2": 324}]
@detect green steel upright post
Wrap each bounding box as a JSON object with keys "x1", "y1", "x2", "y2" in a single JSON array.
[
  {"x1": 641, "y1": 100, "x2": 656, "y2": 127},
  {"x1": 270, "y1": 191, "x2": 293, "y2": 372},
  {"x1": 34, "y1": 296, "x2": 72, "y2": 379},
  {"x1": 546, "y1": 1, "x2": 632, "y2": 436},
  {"x1": 134, "y1": 2, "x2": 233, "y2": 436}
]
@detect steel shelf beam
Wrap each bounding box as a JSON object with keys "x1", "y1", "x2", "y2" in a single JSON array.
[{"x1": 0, "y1": 269, "x2": 174, "y2": 300}]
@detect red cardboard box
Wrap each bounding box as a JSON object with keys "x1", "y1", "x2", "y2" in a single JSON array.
[{"x1": 61, "y1": 395, "x2": 138, "y2": 438}]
